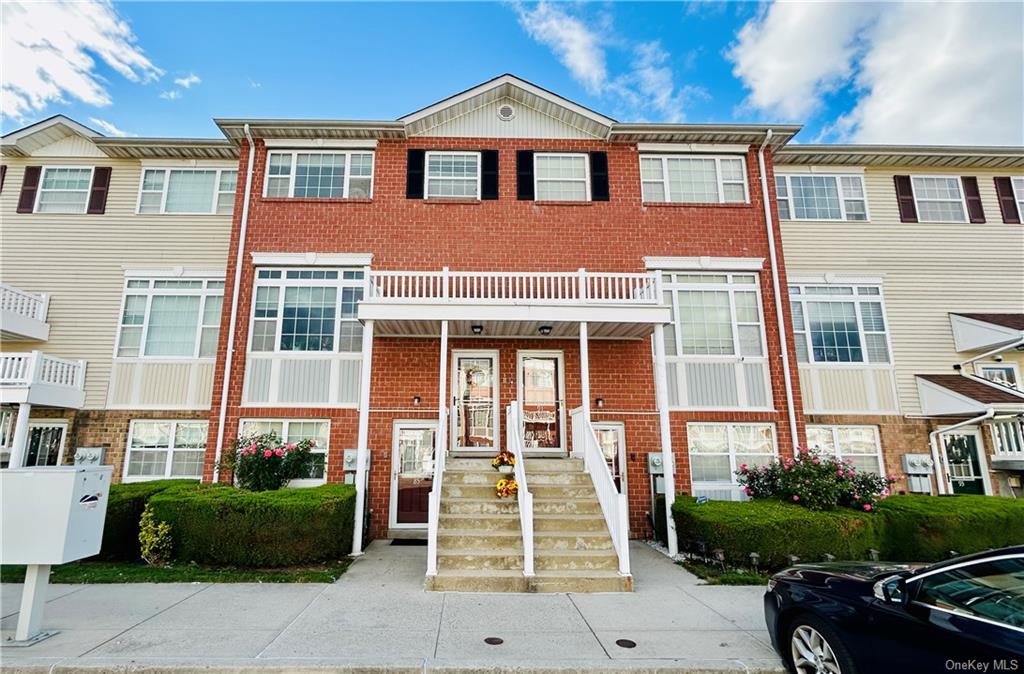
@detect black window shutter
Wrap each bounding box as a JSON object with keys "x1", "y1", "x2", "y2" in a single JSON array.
[
  {"x1": 0, "y1": 165, "x2": 6, "y2": 194},
  {"x1": 961, "y1": 176, "x2": 985, "y2": 223},
  {"x1": 16, "y1": 166, "x2": 41, "y2": 213},
  {"x1": 87, "y1": 167, "x2": 112, "y2": 214},
  {"x1": 893, "y1": 175, "x2": 918, "y2": 223},
  {"x1": 406, "y1": 149, "x2": 425, "y2": 199},
  {"x1": 516, "y1": 150, "x2": 535, "y2": 200},
  {"x1": 480, "y1": 150, "x2": 499, "y2": 200},
  {"x1": 994, "y1": 177, "x2": 1021, "y2": 224},
  {"x1": 589, "y1": 151, "x2": 609, "y2": 201}
]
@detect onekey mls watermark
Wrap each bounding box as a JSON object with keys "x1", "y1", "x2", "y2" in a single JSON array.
[{"x1": 946, "y1": 660, "x2": 1020, "y2": 672}]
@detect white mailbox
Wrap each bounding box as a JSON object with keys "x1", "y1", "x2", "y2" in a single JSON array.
[{"x1": 1, "y1": 465, "x2": 112, "y2": 644}]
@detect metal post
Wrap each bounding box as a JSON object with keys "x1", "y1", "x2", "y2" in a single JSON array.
[
  {"x1": 577, "y1": 322, "x2": 591, "y2": 458},
  {"x1": 15, "y1": 564, "x2": 51, "y2": 642},
  {"x1": 352, "y1": 319, "x2": 375, "y2": 555},
  {"x1": 9, "y1": 402, "x2": 32, "y2": 468},
  {"x1": 653, "y1": 324, "x2": 679, "y2": 556}
]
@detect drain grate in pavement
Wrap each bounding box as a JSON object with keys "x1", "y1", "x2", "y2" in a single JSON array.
[
  {"x1": 615, "y1": 639, "x2": 637, "y2": 649},
  {"x1": 484, "y1": 637, "x2": 504, "y2": 645}
]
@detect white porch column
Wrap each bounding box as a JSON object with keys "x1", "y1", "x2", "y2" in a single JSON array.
[
  {"x1": 9, "y1": 402, "x2": 32, "y2": 468},
  {"x1": 437, "y1": 320, "x2": 449, "y2": 456},
  {"x1": 352, "y1": 319, "x2": 375, "y2": 555},
  {"x1": 576, "y1": 322, "x2": 592, "y2": 458},
  {"x1": 652, "y1": 324, "x2": 679, "y2": 556}
]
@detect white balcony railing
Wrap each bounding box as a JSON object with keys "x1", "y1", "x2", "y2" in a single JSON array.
[
  {"x1": 991, "y1": 419, "x2": 1024, "y2": 456},
  {"x1": 0, "y1": 351, "x2": 86, "y2": 408},
  {"x1": 0, "y1": 283, "x2": 49, "y2": 322},
  {"x1": 366, "y1": 269, "x2": 661, "y2": 305}
]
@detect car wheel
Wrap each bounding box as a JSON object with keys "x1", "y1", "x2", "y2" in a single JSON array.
[{"x1": 786, "y1": 614, "x2": 858, "y2": 674}]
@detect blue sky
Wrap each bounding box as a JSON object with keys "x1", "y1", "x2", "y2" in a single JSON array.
[{"x1": 3, "y1": 1, "x2": 1022, "y2": 145}]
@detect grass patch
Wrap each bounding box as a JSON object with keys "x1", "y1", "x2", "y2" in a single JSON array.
[
  {"x1": 0, "y1": 558, "x2": 351, "y2": 584},
  {"x1": 678, "y1": 559, "x2": 771, "y2": 586}
]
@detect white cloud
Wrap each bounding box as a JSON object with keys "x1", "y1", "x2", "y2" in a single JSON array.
[
  {"x1": 249, "y1": 79, "x2": 262, "y2": 89},
  {"x1": 609, "y1": 41, "x2": 708, "y2": 123},
  {"x1": 729, "y1": 1, "x2": 1024, "y2": 144},
  {"x1": 159, "y1": 90, "x2": 181, "y2": 100},
  {"x1": 88, "y1": 117, "x2": 132, "y2": 137},
  {"x1": 1, "y1": 0, "x2": 162, "y2": 121},
  {"x1": 174, "y1": 73, "x2": 201, "y2": 88},
  {"x1": 515, "y1": 2, "x2": 607, "y2": 94}
]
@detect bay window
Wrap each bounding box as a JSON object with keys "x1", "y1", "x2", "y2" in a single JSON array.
[
  {"x1": 36, "y1": 167, "x2": 93, "y2": 213},
  {"x1": 806, "y1": 425, "x2": 884, "y2": 474},
  {"x1": 534, "y1": 153, "x2": 589, "y2": 201},
  {"x1": 425, "y1": 151, "x2": 480, "y2": 199},
  {"x1": 775, "y1": 173, "x2": 867, "y2": 221},
  {"x1": 910, "y1": 176, "x2": 967, "y2": 223},
  {"x1": 789, "y1": 284, "x2": 891, "y2": 364},
  {"x1": 264, "y1": 151, "x2": 374, "y2": 199},
  {"x1": 116, "y1": 278, "x2": 224, "y2": 358},
  {"x1": 124, "y1": 420, "x2": 207, "y2": 481},
  {"x1": 138, "y1": 168, "x2": 237, "y2": 214},
  {"x1": 237, "y1": 419, "x2": 329, "y2": 485},
  {"x1": 688, "y1": 422, "x2": 776, "y2": 498},
  {"x1": 641, "y1": 155, "x2": 748, "y2": 204}
]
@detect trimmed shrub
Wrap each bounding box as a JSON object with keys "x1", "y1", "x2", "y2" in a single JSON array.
[
  {"x1": 875, "y1": 495, "x2": 1024, "y2": 562},
  {"x1": 99, "y1": 480, "x2": 196, "y2": 560},
  {"x1": 147, "y1": 483, "x2": 356, "y2": 567}
]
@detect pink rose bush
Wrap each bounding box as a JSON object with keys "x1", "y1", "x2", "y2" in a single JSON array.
[
  {"x1": 736, "y1": 447, "x2": 896, "y2": 512},
  {"x1": 221, "y1": 432, "x2": 317, "y2": 491}
]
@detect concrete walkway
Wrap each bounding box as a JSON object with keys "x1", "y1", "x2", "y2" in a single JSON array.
[{"x1": 1, "y1": 541, "x2": 783, "y2": 673}]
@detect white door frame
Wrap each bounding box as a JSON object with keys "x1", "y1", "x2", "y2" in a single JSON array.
[
  {"x1": 26, "y1": 419, "x2": 69, "y2": 467},
  {"x1": 450, "y1": 350, "x2": 500, "y2": 454},
  {"x1": 593, "y1": 421, "x2": 627, "y2": 492},
  {"x1": 939, "y1": 427, "x2": 992, "y2": 495},
  {"x1": 389, "y1": 420, "x2": 438, "y2": 531},
  {"x1": 517, "y1": 350, "x2": 567, "y2": 455}
]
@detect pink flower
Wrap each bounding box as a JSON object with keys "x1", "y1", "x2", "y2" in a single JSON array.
[
  {"x1": 792, "y1": 494, "x2": 800, "y2": 502},
  {"x1": 812, "y1": 458, "x2": 821, "y2": 465},
  {"x1": 739, "y1": 463, "x2": 748, "y2": 472},
  {"x1": 263, "y1": 449, "x2": 273, "y2": 458},
  {"x1": 863, "y1": 504, "x2": 873, "y2": 511},
  {"x1": 881, "y1": 488, "x2": 890, "y2": 497},
  {"x1": 275, "y1": 448, "x2": 284, "y2": 457},
  {"x1": 309, "y1": 439, "x2": 317, "y2": 447},
  {"x1": 744, "y1": 487, "x2": 754, "y2": 496},
  {"x1": 249, "y1": 442, "x2": 257, "y2": 452}
]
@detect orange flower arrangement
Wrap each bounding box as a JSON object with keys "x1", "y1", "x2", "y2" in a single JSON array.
[
  {"x1": 495, "y1": 478, "x2": 518, "y2": 498},
  {"x1": 491, "y1": 450, "x2": 516, "y2": 469}
]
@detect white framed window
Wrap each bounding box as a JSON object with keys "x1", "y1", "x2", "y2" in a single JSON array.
[
  {"x1": 238, "y1": 418, "x2": 329, "y2": 486},
  {"x1": 425, "y1": 151, "x2": 480, "y2": 199},
  {"x1": 640, "y1": 155, "x2": 748, "y2": 204},
  {"x1": 910, "y1": 176, "x2": 968, "y2": 223},
  {"x1": 1010, "y1": 177, "x2": 1024, "y2": 217},
  {"x1": 688, "y1": 422, "x2": 777, "y2": 497},
  {"x1": 534, "y1": 153, "x2": 589, "y2": 201},
  {"x1": 662, "y1": 271, "x2": 771, "y2": 410},
  {"x1": 124, "y1": 420, "x2": 207, "y2": 481},
  {"x1": 137, "y1": 168, "x2": 237, "y2": 215},
  {"x1": 250, "y1": 268, "x2": 364, "y2": 353},
  {"x1": 775, "y1": 174, "x2": 868, "y2": 221},
  {"x1": 789, "y1": 283, "x2": 891, "y2": 364},
  {"x1": 115, "y1": 278, "x2": 225, "y2": 359},
  {"x1": 976, "y1": 362, "x2": 1020, "y2": 390},
  {"x1": 806, "y1": 425, "x2": 884, "y2": 475},
  {"x1": 35, "y1": 166, "x2": 94, "y2": 213},
  {"x1": 264, "y1": 151, "x2": 373, "y2": 199}
]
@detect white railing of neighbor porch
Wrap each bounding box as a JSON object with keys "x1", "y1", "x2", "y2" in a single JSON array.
[
  {"x1": 367, "y1": 269, "x2": 661, "y2": 305},
  {"x1": 571, "y1": 407, "x2": 630, "y2": 576},
  {"x1": 506, "y1": 400, "x2": 535, "y2": 577},
  {"x1": 991, "y1": 419, "x2": 1024, "y2": 456},
  {"x1": 0, "y1": 351, "x2": 85, "y2": 391},
  {"x1": 426, "y1": 430, "x2": 447, "y2": 577},
  {"x1": 0, "y1": 284, "x2": 49, "y2": 323}
]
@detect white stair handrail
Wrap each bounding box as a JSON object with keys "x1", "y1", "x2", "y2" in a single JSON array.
[
  {"x1": 426, "y1": 429, "x2": 446, "y2": 577},
  {"x1": 506, "y1": 400, "x2": 535, "y2": 577},
  {"x1": 571, "y1": 407, "x2": 630, "y2": 576}
]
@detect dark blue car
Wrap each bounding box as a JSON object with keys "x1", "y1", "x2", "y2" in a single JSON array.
[{"x1": 764, "y1": 546, "x2": 1024, "y2": 674}]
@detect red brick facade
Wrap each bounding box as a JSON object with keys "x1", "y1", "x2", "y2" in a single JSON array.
[{"x1": 203, "y1": 134, "x2": 806, "y2": 540}]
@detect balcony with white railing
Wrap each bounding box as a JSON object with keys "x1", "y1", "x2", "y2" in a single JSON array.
[
  {"x1": 990, "y1": 419, "x2": 1024, "y2": 470},
  {"x1": 0, "y1": 351, "x2": 86, "y2": 408},
  {"x1": 0, "y1": 283, "x2": 50, "y2": 341},
  {"x1": 360, "y1": 269, "x2": 670, "y2": 338}
]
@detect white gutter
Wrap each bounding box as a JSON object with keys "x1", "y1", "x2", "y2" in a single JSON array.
[
  {"x1": 956, "y1": 336, "x2": 1024, "y2": 374},
  {"x1": 928, "y1": 408, "x2": 995, "y2": 495},
  {"x1": 757, "y1": 130, "x2": 801, "y2": 450},
  {"x1": 212, "y1": 123, "x2": 256, "y2": 481}
]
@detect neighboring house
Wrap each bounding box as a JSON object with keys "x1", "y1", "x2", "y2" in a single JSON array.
[
  {"x1": 0, "y1": 116, "x2": 236, "y2": 481},
  {"x1": 775, "y1": 146, "x2": 1024, "y2": 498}
]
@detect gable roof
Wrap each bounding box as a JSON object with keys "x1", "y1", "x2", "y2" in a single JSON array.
[
  {"x1": 1, "y1": 115, "x2": 101, "y2": 157},
  {"x1": 952, "y1": 313, "x2": 1024, "y2": 331},
  {"x1": 917, "y1": 374, "x2": 1024, "y2": 404}
]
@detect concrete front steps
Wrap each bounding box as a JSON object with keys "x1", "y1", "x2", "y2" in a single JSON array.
[{"x1": 425, "y1": 457, "x2": 632, "y2": 593}]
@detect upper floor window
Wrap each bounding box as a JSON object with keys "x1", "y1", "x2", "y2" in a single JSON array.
[
  {"x1": 775, "y1": 174, "x2": 867, "y2": 221},
  {"x1": 534, "y1": 153, "x2": 589, "y2": 201},
  {"x1": 1011, "y1": 177, "x2": 1024, "y2": 215},
  {"x1": 789, "y1": 283, "x2": 890, "y2": 364},
  {"x1": 116, "y1": 278, "x2": 224, "y2": 358},
  {"x1": 265, "y1": 151, "x2": 373, "y2": 199},
  {"x1": 138, "y1": 168, "x2": 236, "y2": 215},
  {"x1": 425, "y1": 151, "x2": 480, "y2": 199},
  {"x1": 911, "y1": 176, "x2": 967, "y2": 223},
  {"x1": 36, "y1": 167, "x2": 94, "y2": 213},
  {"x1": 640, "y1": 155, "x2": 748, "y2": 204},
  {"x1": 250, "y1": 268, "x2": 364, "y2": 353},
  {"x1": 977, "y1": 363, "x2": 1020, "y2": 389}
]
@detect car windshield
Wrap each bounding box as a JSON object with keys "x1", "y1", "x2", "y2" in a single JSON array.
[{"x1": 915, "y1": 557, "x2": 1024, "y2": 629}]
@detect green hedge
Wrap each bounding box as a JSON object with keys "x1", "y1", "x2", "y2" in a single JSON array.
[
  {"x1": 99, "y1": 480, "x2": 196, "y2": 560},
  {"x1": 147, "y1": 483, "x2": 356, "y2": 567},
  {"x1": 673, "y1": 495, "x2": 1024, "y2": 570}
]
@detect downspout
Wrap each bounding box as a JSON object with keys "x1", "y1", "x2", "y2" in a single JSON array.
[
  {"x1": 757, "y1": 130, "x2": 801, "y2": 451},
  {"x1": 928, "y1": 408, "x2": 996, "y2": 495},
  {"x1": 213, "y1": 124, "x2": 256, "y2": 481}
]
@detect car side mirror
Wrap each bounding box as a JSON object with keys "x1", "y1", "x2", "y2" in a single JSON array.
[{"x1": 873, "y1": 575, "x2": 909, "y2": 606}]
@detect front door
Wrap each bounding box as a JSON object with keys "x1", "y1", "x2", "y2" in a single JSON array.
[
  {"x1": 390, "y1": 422, "x2": 437, "y2": 528},
  {"x1": 594, "y1": 422, "x2": 627, "y2": 494},
  {"x1": 451, "y1": 351, "x2": 499, "y2": 454},
  {"x1": 518, "y1": 351, "x2": 566, "y2": 454},
  {"x1": 24, "y1": 421, "x2": 68, "y2": 467},
  {"x1": 942, "y1": 430, "x2": 988, "y2": 495}
]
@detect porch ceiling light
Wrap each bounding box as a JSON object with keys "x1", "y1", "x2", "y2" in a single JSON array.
[
  {"x1": 471, "y1": 324, "x2": 484, "y2": 335},
  {"x1": 538, "y1": 325, "x2": 553, "y2": 336}
]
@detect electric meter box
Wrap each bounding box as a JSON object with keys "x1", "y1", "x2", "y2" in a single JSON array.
[{"x1": 1, "y1": 466, "x2": 113, "y2": 565}]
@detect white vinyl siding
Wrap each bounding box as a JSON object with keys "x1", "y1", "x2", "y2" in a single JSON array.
[
  {"x1": 806, "y1": 425, "x2": 885, "y2": 475},
  {"x1": 789, "y1": 284, "x2": 891, "y2": 364},
  {"x1": 264, "y1": 151, "x2": 373, "y2": 199},
  {"x1": 123, "y1": 420, "x2": 207, "y2": 481},
  {"x1": 115, "y1": 278, "x2": 224, "y2": 359},
  {"x1": 776, "y1": 174, "x2": 867, "y2": 221},
  {"x1": 425, "y1": 151, "x2": 480, "y2": 199},
  {"x1": 138, "y1": 168, "x2": 237, "y2": 215},
  {"x1": 35, "y1": 166, "x2": 94, "y2": 213},
  {"x1": 237, "y1": 419, "x2": 329, "y2": 486},
  {"x1": 534, "y1": 153, "x2": 589, "y2": 201},
  {"x1": 911, "y1": 176, "x2": 968, "y2": 223},
  {"x1": 640, "y1": 155, "x2": 748, "y2": 204},
  {"x1": 688, "y1": 422, "x2": 777, "y2": 499}
]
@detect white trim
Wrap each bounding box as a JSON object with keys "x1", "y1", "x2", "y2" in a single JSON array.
[
  {"x1": 33, "y1": 165, "x2": 95, "y2": 214},
  {"x1": 909, "y1": 174, "x2": 970, "y2": 223},
  {"x1": 637, "y1": 142, "x2": 749, "y2": 154},
  {"x1": 533, "y1": 152, "x2": 591, "y2": 202},
  {"x1": 263, "y1": 138, "x2": 378, "y2": 149},
  {"x1": 938, "y1": 427, "x2": 992, "y2": 495},
  {"x1": 136, "y1": 166, "x2": 237, "y2": 215},
  {"x1": 23, "y1": 419, "x2": 69, "y2": 467},
  {"x1": 139, "y1": 158, "x2": 237, "y2": 168},
  {"x1": 687, "y1": 421, "x2": 779, "y2": 496},
  {"x1": 644, "y1": 256, "x2": 764, "y2": 271},
  {"x1": 450, "y1": 349, "x2": 500, "y2": 454},
  {"x1": 389, "y1": 420, "x2": 438, "y2": 531},
  {"x1": 250, "y1": 252, "x2": 373, "y2": 267},
  {"x1": 789, "y1": 280, "x2": 893, "y2": 367},
  {"x1": 975, "y1": 361, "x2": 1021, "y2": 390},
  {"x1": 262, "y1": 149, "x2": 375, "y2": 199},
  {"x1": 773, "y1": 165, "x2": 865, "y2": 175},
  {"x1": 236, "y1": 418, "x2": 330, "y2": 487},
  {"x1": 592, "y1": 421, "x2": 627, "y2": 495},
  {"x1": 806, "y1": 424, "x2": 885, "y2": 475},
  {"x1": 424, "y1": 150, "x2": 482, "y2": 200},
  {"x1": 516, "y1": 350, "x2": 568, "y2": 455},
  {"x1": 123, "y1": 266, "x2": 225, "y2": 279},
  {"x1": 112, "y1": 276, "x2": 225, "y2": 361},
  {"x1": 122, "y1": 419, "x2": 208, "y2": 482},
  {"x1": 788, "y1": 273, "x2": 886, "y2": 285},
  {"x1": 775, "y1": 172, "x2": 870, "y2": 222},
  {"x1": 639, "y1": 154, "x2": 750, "y2": 205}
]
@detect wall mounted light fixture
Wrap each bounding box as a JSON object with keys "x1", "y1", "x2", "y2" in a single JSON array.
[
  {"x1": 471, "y1": 324, "x2": 484, "y2": 335},
  {"x1": 595, "y1": 397, "x2": 605, "y2": 408},
  {"x1": 538, "y1": 325, "x2": 553, "y2": 336},
  {"x1": 413, "y1": 396, "x2": 421, "y2": 406}
]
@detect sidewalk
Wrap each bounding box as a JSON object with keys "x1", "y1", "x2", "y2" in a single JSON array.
[{"x1": 1, "y1": 541, "x2": 784, "y2": 673}]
